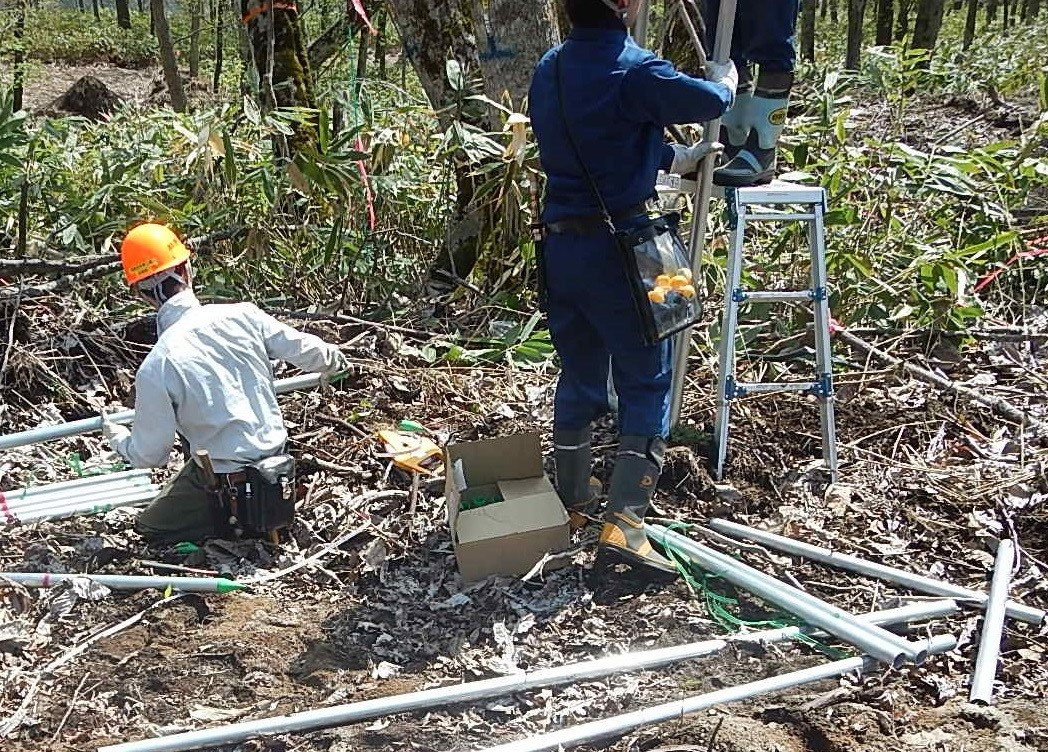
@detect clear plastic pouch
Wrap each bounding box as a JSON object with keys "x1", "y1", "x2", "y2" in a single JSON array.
[{"x1": 617, "y1": 213, "x2": 702, "y2": 346}]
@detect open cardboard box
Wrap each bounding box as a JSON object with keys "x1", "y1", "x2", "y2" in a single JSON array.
[{"x1": 445, "y1": 432, "x2": 569, "y2": 581}]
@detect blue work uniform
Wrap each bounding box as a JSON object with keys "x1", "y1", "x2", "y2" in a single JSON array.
[
  {"x1": 704, "y1": 0, "x2": 801, "y2": 74},
  {"x1": 529, "y1": 25, "x2": 732, "y2": 439}
]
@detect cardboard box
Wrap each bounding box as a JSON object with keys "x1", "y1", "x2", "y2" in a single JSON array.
[{"x1": 445, "y1": 433, "x2": 570, "y2": 581}]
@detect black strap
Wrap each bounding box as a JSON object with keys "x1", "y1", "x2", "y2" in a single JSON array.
[{"x1": 553, "y1": 50, "x2": 618, "y2": 236}]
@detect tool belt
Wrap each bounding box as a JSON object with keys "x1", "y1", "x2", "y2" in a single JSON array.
[
  {"x1": 210, "y1": 455, "x2": 296, "y2": 539},
  {"x1": 545, "y1": 202, "x2": 648, "y2": 235}
]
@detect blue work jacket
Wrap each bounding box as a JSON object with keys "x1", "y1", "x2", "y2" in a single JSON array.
[{"x1": 530, "y1": 26, "x2": 733, "y2": 223}]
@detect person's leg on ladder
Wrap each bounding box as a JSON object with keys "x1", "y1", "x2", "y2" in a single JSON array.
[{"x1": 714, "y1": 0, "x2": 800, "y2": 186}]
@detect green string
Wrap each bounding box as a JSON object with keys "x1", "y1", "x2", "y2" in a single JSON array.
[{"x1": 658, "y1": 524, "x2": 849, "y2": 660}]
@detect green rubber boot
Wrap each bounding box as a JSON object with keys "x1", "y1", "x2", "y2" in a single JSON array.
[
  {"x1": 554, "y1": 428, "x2": 602, "y2": 530},
  {"x1": 598, "y1": 436, "x2": 676, "y2": 575},
  {"x1": 714, "y1": 71, "x2": 793, "y2": 188}
]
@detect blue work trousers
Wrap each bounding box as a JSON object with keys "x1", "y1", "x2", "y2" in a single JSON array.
[
  {"x1": 545, "y1": 230, "x2": 673, "y2": 439},
  {"x1": 704, "y1": 0, "x2": 800, "y2": 73}
]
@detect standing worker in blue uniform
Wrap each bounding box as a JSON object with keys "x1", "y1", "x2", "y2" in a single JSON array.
[
  {"x1": 529, "y1": 0, "x2": 737, "y2": 574},
  {"x1": 704, "y1": 0, "x2": 800, "y2": 186}
]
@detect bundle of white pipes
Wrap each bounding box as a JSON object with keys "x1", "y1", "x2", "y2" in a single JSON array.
[
  {"x1": 0, "y1": 469, "x2": 159, "y2": 525},
  {"x1": 707, "y1": 518, "x2": 1046, "y2": 626},
  {"x1": 648, "y1": 524, "x2": 929, "y2": 667},
  {"x1": 97, "y1": 600, "x2": 957, "y2": 752}
]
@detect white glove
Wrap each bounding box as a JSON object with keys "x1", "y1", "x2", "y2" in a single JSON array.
[
  {"x1": 703, "y1": 59, "x2": 738, "y2": 100},
  {"x1": 669, "y1": 141, "x2": 725, "y2": 175},
  {"x1": 101, "y1": 413, "x2": 130, "y2": 444},
  {"x1": 321, "y1": 347, "x2": 349, "y2": 375}
]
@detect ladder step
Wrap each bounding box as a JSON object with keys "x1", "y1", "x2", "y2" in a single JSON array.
[
  {"x1": 734, "y1": 290, "x2": 816, "y2": 303},
  {"x1": 737, "y1": 183, "x2": 826, "y2": 206},
  {"x1": 743, "y1": 212, "x2": 817, "y2": 221},
  {"x1": 734, "y1": 381, "x2": 819, "y2": 395}
]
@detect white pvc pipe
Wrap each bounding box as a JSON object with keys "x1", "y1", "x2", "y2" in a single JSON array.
[
  {"x1": 3, "y1": 469, "x2": 153, "y2": 499},
  {"x1": 709, "y1": 519, "x2": 1046, "y2": 626},
  {"x1": 649, "y1": 525, "x2": 927, "y2": 668},
  {"x1": 473, "y1": 634, "x2": 958, "y2": 752},
  {"x1": 0, "y1": 373, "x2": 324, "y2": 451},
  {"x1": 3, "y1": 491, "x2": 158, "y2": 521},
  {"x1": 2, "y1": 489, "x2": 156, "y2": 525},
  {"x1": 96, "y1": 601, "x2": 955, "y2": 752},
  {"x1": 969, "y1": 539, "x2": 1015, "y2": 703},
  {"x1": 3, "y1": 478, "x2": 155, "y2": 509},
  {"x1": 0, "y1": 572, "x2": 245, "y2": 594}
]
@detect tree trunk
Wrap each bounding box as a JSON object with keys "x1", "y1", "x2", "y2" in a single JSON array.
[
  {"x1": 800, "y1": 0, "x2": 817, "y2": 60},
  {"x1": 1031, "y1": 0, "x2": 1042, "y2": 18},
  {"x1": 845, "y1": 0, "x2": 868, "y2": 70},
  {"x1": 896, "y1": 0, "x2": 913, "y2": 38},
  {"x1": 189, "y1": 0, "x2": 202, "y2": 78},
  {"x1": 13, "y1": 0, "x2": 26, "y2": 112},
  {"x1": 78, "y1": 0, "x2": 85, "y2": 12},
  {"x1": 912, "y1": 0, "x2": 947, "y2": 49},
  {"x1": 152, "y1": 0, "x2": 187, "y2": 112},
  {"x1": 241, "y1": 0, "x2": 317, "y2": 152},
  {"x1": 829, "y1": 0, "x2": 839, "y2": 22},
  {"x1": 374, "y1": 9, "x2": 387, "y2": 79},
  {"x1": 116, "y1": 0, "x2": 131, "y2": 28},
  {"x1": 471, "y1": 0, "x2": 560, "y2": 108},
  {"x1": 233, "y1": 0, "x2": 257, "y2": 96},
  {"x1": 1003, "y1": 0, "x2": 1012, "y2": 26},
  {"x1": 137, "y1": 0, "x2": 143, "y2": 13},
  {"x1": 875, "y1": 0, "x2": 894, "y2": 44},
  {"x1": 963, "y1": 0, "x2": 978, "y2": 47},
  {"x1": 986, "y1": 0, "x2": 998, "y2": 23},
  {"x1": 92, "y1": 0, "x2": 100, "y2": 21},
  {"x1": 213, "y1": 0, "x2": 224, "y2": 91}
]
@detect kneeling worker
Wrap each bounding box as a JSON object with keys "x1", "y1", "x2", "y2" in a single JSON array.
[{"x1": 102, "y1": 223, "x2": 347, "y2": 543}]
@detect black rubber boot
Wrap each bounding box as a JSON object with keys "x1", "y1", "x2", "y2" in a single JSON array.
[
  {"x1": 554, "y1": 428, "x2": 602, "y2": 530},
  {"x1": 714, "y1": 71, "x2": 793, "y2": 188},
  {"x1": 598, "y1": 436, "x2": 676, "y2": 575}
]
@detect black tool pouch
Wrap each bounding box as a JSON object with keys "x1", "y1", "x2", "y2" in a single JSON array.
[
  {"x1": 222, "y1": 456, "x2": 296, "y2": 538},
  {"x1": 616, "y1": 213, "x2": 702, "y2": 346},
  {"x1": 534, "y1": 227, "x2": 549, "y2": 313}
]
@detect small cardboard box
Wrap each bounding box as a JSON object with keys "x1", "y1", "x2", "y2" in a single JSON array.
[{"x1": 445, "y1": 432, "x2": 569, "y2": 581}]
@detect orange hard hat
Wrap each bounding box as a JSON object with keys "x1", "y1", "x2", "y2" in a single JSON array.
[{"x1": 120, "y1": 223, "x2": 190, "y2": 286}]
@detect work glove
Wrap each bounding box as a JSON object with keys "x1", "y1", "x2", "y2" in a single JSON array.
[
  {"x1": 669, "y1": 141, "x2": 725, "y2": 175},
  {"x1": 319, "y1": 349, "x2": 350, "y2": 392},
  {"x1": 703, "y1": 59, "x2": 739, "y2": 101},
  {"x1": 100, "y1": 412, "x2": 130, "y2": 444}
]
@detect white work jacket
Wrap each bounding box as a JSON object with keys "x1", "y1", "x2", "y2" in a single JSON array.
[{"x1": 111, "y1": 291, "x2": 341, "y2": 473}]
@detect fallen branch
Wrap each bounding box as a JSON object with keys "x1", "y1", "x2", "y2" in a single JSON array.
[{"x1": 836, "y1": 328, "x2": 1047, "y2": 432}]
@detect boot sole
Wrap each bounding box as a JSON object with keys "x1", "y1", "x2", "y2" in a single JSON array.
[
  {"x1": 597, "y1": 542, "x2": 679, "y2": 576},
  {"x1": 713, "y1": 169, "x2": 775, "y2": 187}
]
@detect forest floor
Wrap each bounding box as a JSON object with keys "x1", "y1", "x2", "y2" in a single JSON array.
[{"x1": 3, "y1": 65, "x2": 1048, "y2": 752}]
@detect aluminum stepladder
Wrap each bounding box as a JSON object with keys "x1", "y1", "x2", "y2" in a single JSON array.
[{"x1": 712, "y1": 181, "x2": 839, "y2": 482}]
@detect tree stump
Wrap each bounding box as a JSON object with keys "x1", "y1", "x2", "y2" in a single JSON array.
[{"x1": 49, "y1": 76, "x2": 124, "y2": 121}]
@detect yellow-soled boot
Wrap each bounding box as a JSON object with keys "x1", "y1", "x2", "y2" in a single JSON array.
[
  {"x1": 597, "y1": 435, "x2": 677, "y2": 576},
  {"x1": 599, "y1": 509, "x2": 677, "y2": 573}
]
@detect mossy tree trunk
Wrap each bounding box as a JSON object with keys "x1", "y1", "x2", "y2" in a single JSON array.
[
  {"x1": 875, "y1": 0, "x2": 894, "y2": 44},
  {"x1": 845, "y1": 0, "x2": 868, "y2": 70},
  {"x1": 912, "y1": 0, "x2": 946, "y2": 50},
  {"x1": 152, "y1": 0, "x2": 187, "y2": 112},
  {"x1": 471, "y1": 0, "x2": 560, "y2": 109},
  {"x1": 242, "y1": 0, "x2": 317, "y2": 154},
  {"x1": 116, "y1": 0, "x2": 132, "y2": 28}
]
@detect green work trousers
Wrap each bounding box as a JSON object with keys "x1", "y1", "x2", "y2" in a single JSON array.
[{"x1": 135, "y1": 462, "x2": 220, "y2": 543}]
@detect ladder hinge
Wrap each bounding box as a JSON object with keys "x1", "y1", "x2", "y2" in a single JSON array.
[
  {"x1": 731, "y1": 288, "x2": 748, "y2": 303},
  {"x1": 809, "y1": 286, "x2": 828, "y2": 302},
  {"x1": 809, "y1": 373, "x2": 834, "y2": 398},
  {"x1": 725, "y1": 376, "x2": 747, "y2": 399}
]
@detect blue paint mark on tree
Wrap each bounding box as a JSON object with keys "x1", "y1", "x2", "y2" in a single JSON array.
[{"x1": 480, "y1": 33, "x2": 516, "y2": 61}]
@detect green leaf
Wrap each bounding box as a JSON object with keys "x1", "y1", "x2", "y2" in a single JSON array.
[{"x1": 446, "y1": 59, "x2": 464, "y2": 92}]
